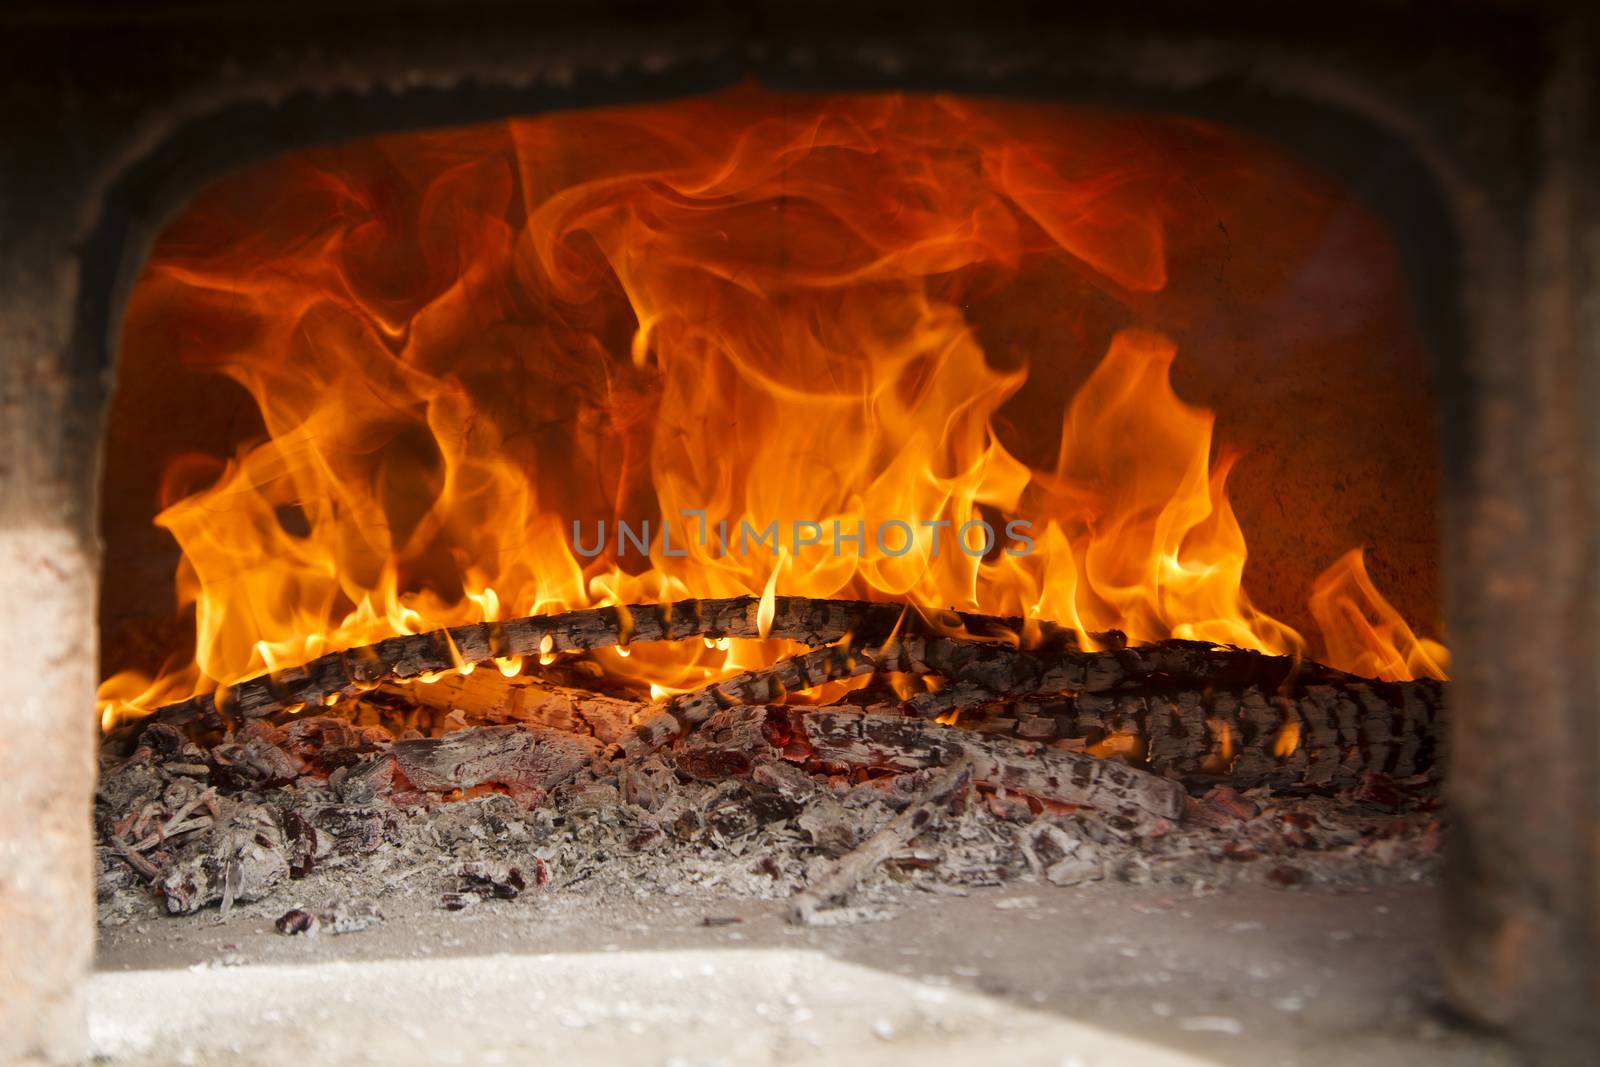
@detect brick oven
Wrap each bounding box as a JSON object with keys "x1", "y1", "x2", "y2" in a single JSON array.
[{"x1": 0, "y1": 3, "x2": 1594, "y2": 1065}]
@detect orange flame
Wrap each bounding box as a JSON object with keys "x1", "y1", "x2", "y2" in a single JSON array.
[
  {"x1": 97, "y1": 89, "x2": 1446, "y2": 729},
  {"x1": 1309, "y1": 549, "x2": 1450, "y2": 682}
]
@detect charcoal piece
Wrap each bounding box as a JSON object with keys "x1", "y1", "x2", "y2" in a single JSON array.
[
  {"x1": 458, "y1": 858, "x2": 545, "y2": 899},
  {"x1": 796, "y1": 797, "x2": 860, "y2": 857},
  {"x1": 751, "y1": 760, "x2": 823, "y2": 802},
  {"x1": 207, "y1": 739, "x2": 301, "y2": 791},
  {"x1": 275, "y1": 900, "x2": 382, "y2": 936},
  {"x1": 313, "y1": 745, "x2": 364, "y2": 774},
  {"x1": 747, "y1": 789, "x2": 804, "y2": 824},
  {"x1": 801, "y1": 710, "x2": 1185, "y2": 822},
  {"x1": 336, "y1": 755, "x2": 397, "y2": 803},
  {"x1": 706, "y1": 799, "x2": 758, "y2": 841},
  {"x1": 283, "y1": 716, "x2": 362, "y2": 754},
  {"x1": 138, "y1": 722, "x2": 186, "y2": 756},
  {"x1": 283, "y1": 810, "x2": 317, "y2": 879},
  {"x1": 275, "y1": 908, "x2": 316, "y2": 935},
  {"x1": 310, "y1": 807, "x2": 404, "y2": 860},
  {"x1": 674, "y1": 705, "x2": 782, "y2": 781}
]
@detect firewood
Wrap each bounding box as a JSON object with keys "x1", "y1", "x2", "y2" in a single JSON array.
[
  {"x1": 662, "y1": 634, "x2": 1005, "y2": 723},
  {"x1": 666, "y1": 643, "x2": 889, "y2": 724},
  {"x1": 799, "y1": 710, "x2": 1187, "y2": 822},
  {"x1": 958, "y1": 680, "x2": 1445, "y2": 789},
  {"x1": 893, "y1": 637, "x2": 1428, "y2": 717},
  {"x1": 789, "y1": 760, "x2": 975, "y2": 925},
  {"x1": 367, "y1": 638, "x2": 1441, "y2": 793},
  {"x1": 664, "y1": 632, "x2": 1170, "y2": 724},
  {"x1": 376, "y1": 670, "x2": 686, "y2": 764},
  {"x1": 380, "y1": 672, "x2": 644, "y2": 744},
  {"x1": 665, "y1": 635, "x2": 1445, "y2": 788},
  {"x1": 663, "y1": 632, "x2": 1436, "y2": 719},
  {"x1": 106, "y1": 595, "x2": 1445, "y2": 799},
  {"x1": 674, "y1": 705, "x2": 786, "y2": 781},
  {"x1": 121, "y1": 596, "x2": 1110, "y2": 735}
]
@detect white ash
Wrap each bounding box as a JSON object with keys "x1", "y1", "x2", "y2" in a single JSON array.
[{"x1": 96, "y1": 724, "x2": 1443, "y2": 928}]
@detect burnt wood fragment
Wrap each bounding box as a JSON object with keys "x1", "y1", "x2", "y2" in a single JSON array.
[{"x1": 799, "y1": 711, "x2": 1186, "y2": 822}]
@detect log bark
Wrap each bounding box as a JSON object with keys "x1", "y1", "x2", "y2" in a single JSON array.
[
  {"x1": 895, "y1": 637, "x2": 1425, "y2": 717},
  {"x1": 665, "y1": 631, "x2": 1441, "y2": 723},
  {"x1": 663, "y1": 638, "x2": 1446, "y2": 787},
  {"x1": 800, "y1": 710, "x2": 1186, "y2": 822},
  {"x1": 127, "y1": 596, "x2": 1108, "y2": 734},
  {"x1": 961, "y1": 680, "x2": 1445, "y2": 789}
]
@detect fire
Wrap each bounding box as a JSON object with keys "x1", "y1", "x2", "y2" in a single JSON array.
[
  {"x1": 98, "y1": 88, "x2": 1447, "y2": 728},
  {"x1": 1310, "y1": 548, "x2": 1451, "y2": 683}
]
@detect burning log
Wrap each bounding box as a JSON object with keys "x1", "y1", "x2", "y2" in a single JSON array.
[
  {"x1": 889, "y1": 636, "x2": 1437, "y2": 719},
  {"x1": 789, "y1": 760, "x2": 975, "y2": 926},
  {"x1": 381, "y1": 672, "x2": 643, "y2": 744},
  {"x1": 664, "y1": 630, "x2": 1438, "y2": 715},
  {"x1": 123, "y1": 595, "x2": 1106, "y2": 736},
  {"x1": 799, "y1": 710, "x2": 1186, "y2": 822},
  {"x1": 661, "y1": 633, "x2": 1443, "y2": 789},
  {"x1": 666, "y1": 642, "x2": 899, "y2": 724},
  {"x1": 109, "y1": 601, "x2": 1445, "y2": 800},
  {"x1": 660, "y1": 634, "x2": 1072, "y2": 723},
  {"x1": 959, "y1": 680, "x2": 1445, "y2": 789}
]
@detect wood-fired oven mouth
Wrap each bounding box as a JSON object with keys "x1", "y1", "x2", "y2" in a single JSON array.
[{"x1": 91, "y1": 85, "x2": 1451, "y2": 928}]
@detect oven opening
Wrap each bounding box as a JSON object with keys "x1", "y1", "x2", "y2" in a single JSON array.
[{"x1": 87, "y1": 85, "x2": 1473, "y2": 1064}]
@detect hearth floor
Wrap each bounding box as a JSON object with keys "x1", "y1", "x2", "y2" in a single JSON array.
[{"x1": 92, "y1": 882, "x2": 1512, "y2": 1066}]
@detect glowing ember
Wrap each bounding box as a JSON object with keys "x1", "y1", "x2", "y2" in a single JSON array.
[{"x1": 98, "y1": 88, "x2": 1448, "y2": 729}]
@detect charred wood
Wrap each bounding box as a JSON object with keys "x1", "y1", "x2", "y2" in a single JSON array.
[
  {"x1": 799, "y1": 711, "x2": 1186, "y2": 822},
  {"x1": 665, "y1": 635, "x2": 1445, "y2": 789},
  {"x1": 124, "y1": 596, "x2": 1109, "y2": 736},
  {"x1": 675, "y1": 705, "x2": 788, "y2": 781},
  {"x1": 954, "y1": 680, "x2": 1445, "y2": 789},
  {"x1": 381, "y1": 672, "x2": 643, "y2": 744}
]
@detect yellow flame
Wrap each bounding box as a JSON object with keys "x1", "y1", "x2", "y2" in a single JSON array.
[
  {"x1": 1272, "y1": 719, "x2": 1301, "y2": 758},
  {"x1": 1086, "y1": 730, "x2": 1145, "y2": 760},
  {"x1": 757, "y1": 551, "x2": 786, "y2": 640}
]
